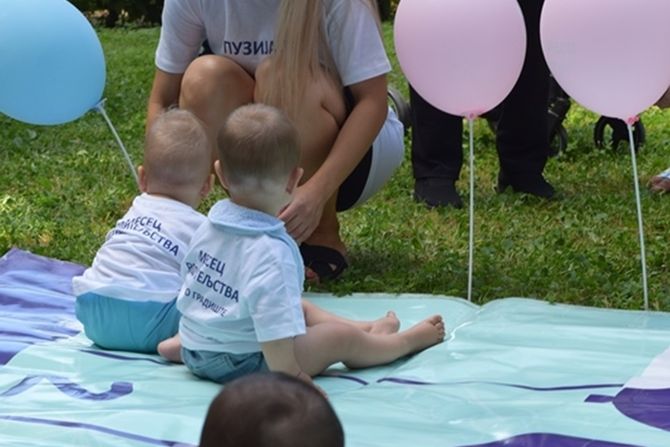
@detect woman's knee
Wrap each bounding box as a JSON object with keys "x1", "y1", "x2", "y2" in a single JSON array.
[{"x1": 180, "y1": 55, "x2": 254, "y2": 107}]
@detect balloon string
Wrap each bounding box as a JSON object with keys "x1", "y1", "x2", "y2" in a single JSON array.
[
  {"x1": 627, "y1": 123, "x2": 649, "y2": 311},
  {"x1": 94, "y1": 100, "x2": 140, "y2": 189},
  {"x1": 467, "y1": 117, "x2": 475, "y2": 302}
]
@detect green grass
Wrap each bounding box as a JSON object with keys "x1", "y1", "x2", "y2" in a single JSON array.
[{"x1": 1, "y1": 25, "x2": 669, "y2": 310}]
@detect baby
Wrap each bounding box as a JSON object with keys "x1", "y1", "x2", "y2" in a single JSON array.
[
  {"x1": 72, "y1": 108, "x2": 213, "y2": 353},
  {"x1": 158, "y1": 104, "x2": 445, "y2": 390},
  {"x1": 199, "y1": 372, "x2": 344, "y2": 447}
]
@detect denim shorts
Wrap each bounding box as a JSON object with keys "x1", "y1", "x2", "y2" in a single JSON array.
[{"x1": 181, "y1": 348, "x2": 269, "y2": 384}]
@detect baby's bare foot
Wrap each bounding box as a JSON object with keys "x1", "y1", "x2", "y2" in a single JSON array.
[
  {"x1": 401, "y1": 315, "x2": 445, "y2": 353},
  {"x1": 369, "y1": 311, "x2": 400, "y2": 335}
]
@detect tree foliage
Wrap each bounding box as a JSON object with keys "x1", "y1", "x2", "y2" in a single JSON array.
[
  {"x1": 71, "y1": 0, "x2": 163, "y2": 27},
  {"x1": 72, "y1": 1, "x2": 399, "y2": 27}
]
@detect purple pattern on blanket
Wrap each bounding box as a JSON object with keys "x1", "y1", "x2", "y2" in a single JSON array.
[
  {"x1": 79, "y1": 348, "x2": 171, "y2": 365},
  {"x1": 377, "y1": 378, "x2": 625, "y2": 391},
  {"x1": 462, "y1": 433, "x2": 643, "y2": 447},
  {"x1": 0, "y1": 248, "x2": 83, "y2": 365},
  {"x1": 588, "y1": 387, "x2": 670, "y2": 432},
  {"x1": 0, "y1": 415, "x2": 196, "y2": 447},
  {"x1": 0, "y1": 375, "x2": 132, "y2": 401}
]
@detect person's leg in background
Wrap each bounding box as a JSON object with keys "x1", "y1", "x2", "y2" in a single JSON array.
[
  {"x1": 409, "y1": 85, "x2": 465, "y2": 208},
  {"x1": 649, "y1": 89, "x2": 670, "y2": 193},
  {"x1": 495, "y1": 0, "x2": 554, "y2": 198}
]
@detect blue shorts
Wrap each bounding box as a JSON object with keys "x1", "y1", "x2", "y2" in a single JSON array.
[
  {"x1": 75, "y1": 292, "x2": 180, "y2": 353},
  {"x1": 181, "y1": 348, "x2": 268, "y2": 384}
]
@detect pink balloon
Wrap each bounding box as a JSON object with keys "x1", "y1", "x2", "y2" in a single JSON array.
[
  {"x1": 394, "y1": 0, "x2": 526, "y2": 117},
  {"x1": 541, "y1": 0, "x2": 670, "y2": 122}
]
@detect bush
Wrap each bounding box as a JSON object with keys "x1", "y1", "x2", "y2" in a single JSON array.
[
  {"x1": 71, "y1": 0, "x2": 163, "y2": 27},
  {"x1": 377, "y1": 0, "x2": 400, "y2": 21},
  {"x1": 74, "y1": 1, "x2": 395, "y2": 27}
]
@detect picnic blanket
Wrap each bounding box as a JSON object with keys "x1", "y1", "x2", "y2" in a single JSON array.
[{"x1": 1, "y1": 248, "x2": 669, "y2": 446}]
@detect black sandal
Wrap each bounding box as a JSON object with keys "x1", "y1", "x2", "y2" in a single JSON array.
[{"x1": 299, "y1": 243, "x2": 348, "y2": 282}]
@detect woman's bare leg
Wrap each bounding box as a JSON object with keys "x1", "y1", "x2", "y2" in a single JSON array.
[
  {"x1": 302, "y1": 299, "x2": 400, "y2": 334},
  {"x1": 293, "y1": 316, "x2": 446, "y2": 376},
  {"x1": 179, "y1": 55, "x2": 255, "y2": 162}
]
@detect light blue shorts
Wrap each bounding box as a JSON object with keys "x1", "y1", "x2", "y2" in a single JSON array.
[
  {"x1": 75, "y1": 292, "x2": 180, "y2": 353},
  {"x1": 181, "y1": 348, "x2": 268, "y2": 384}
]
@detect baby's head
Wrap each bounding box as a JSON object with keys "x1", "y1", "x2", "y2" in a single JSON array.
[
  {"x1": 216, "y1": 104, "x2": 301, "y2": 209},
  {"x1": 141, "y1": 108, "x2": 213, "y2": 207},
  {"x1": 199, "y1": 372, "x2": 344, "y2": 447}
]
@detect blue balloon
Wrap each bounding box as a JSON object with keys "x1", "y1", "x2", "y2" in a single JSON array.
[{"x1": 0, "y1": 0, "x2": 106, "y2": 125}]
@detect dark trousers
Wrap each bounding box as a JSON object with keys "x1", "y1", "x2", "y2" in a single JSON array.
[{"x1": 410, "y1": 0, "x2": 550, "y2": 182}]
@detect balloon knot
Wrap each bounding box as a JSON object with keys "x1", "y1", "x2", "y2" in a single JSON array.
[
  {"x1": 626, "y1": 116, "x2": 639, "y2": 125},
  {"x1": 92, "y1": 98, "x2": 107, "y2": 112}
]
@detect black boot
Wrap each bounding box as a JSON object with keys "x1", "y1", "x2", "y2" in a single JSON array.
[
  {"x1": 497, "y1": 171, "x2": 555, "y2": 199},
  {"x1": 414, "y1": 178, "x2": 463, "y2": 209}
]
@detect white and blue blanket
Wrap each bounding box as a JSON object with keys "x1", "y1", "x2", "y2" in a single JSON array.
[{"x1": 1, "y1": 248, "x2": 669, "y2": 446}]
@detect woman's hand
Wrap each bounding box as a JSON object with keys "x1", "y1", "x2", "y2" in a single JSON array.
[{"x1": 278, "y1": 183, "x2": 326, "y2": 244}]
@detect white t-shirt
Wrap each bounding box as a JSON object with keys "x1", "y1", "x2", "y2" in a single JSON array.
[
  {"x1": 156, "y1": 0, "x2": 391, "y2": 86},
  {"x1": 177, "y1": 199, "x2": 306, "y2": 354},
  {"x1": 72, "y1": 194, "x2": 206, "y2": 303}
]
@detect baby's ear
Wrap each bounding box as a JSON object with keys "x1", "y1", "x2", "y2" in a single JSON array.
[
  {"x1": 214, "y1": 160, "x2": 230, "y2": 191},
  {"x1": 286, "y1": 167, "x2": 303, "y2": 194},
  {"x1": 137, "y1": 165, "x2": 148, "y2": 192},
  {"x1": 200, "y1": 173, "x2": 215, "y2": 198}
]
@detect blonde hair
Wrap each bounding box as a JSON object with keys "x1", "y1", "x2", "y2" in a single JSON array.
[
  {"x1": 143, "y1": 108, "x2": 212, "y2": 189},
  {"x1": 218, "y1": 104, "x2": 300, "y2": 188},
  {"x1": 260, "y1": 0, "x2": 382, "y2": 118}
]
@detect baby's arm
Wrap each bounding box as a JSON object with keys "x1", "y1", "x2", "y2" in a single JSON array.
[{"x1": 261, "y1": 338, "x2": 319, "y2": 390}]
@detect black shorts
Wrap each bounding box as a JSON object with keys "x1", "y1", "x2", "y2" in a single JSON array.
[{"x1": 336, "y1": 147, "x2": 373, "y2": 212}]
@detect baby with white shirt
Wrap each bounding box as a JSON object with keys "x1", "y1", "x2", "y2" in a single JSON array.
[
  {"x1": 157, "y1": 104, "x2": 444, "y2": 392},
  {"x1": 72, "y1": 108, "x2": 213, "y2": 353}
]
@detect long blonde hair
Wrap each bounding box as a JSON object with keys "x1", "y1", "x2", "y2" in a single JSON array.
[{"x1": 260, "y1": 0, "x2": 382, "y2": 119}]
